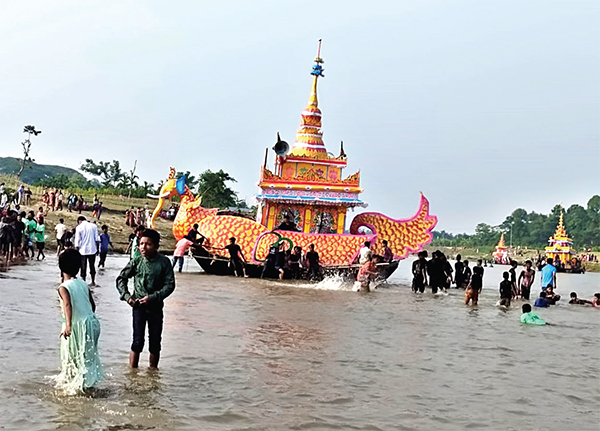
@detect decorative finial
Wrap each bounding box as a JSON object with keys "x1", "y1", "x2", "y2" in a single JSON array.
[{"x1": 311, "y1": 39, "x2": 324, "y2": 77}]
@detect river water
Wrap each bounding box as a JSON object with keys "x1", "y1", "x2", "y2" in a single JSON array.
[{"x1": 0, "y1": 255, "x2": 598, "y2": 430}]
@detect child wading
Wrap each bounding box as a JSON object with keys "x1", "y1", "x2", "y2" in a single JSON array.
[
  {"x1": 465, "y1": 265, "x2": 483, "y2": 305},
  {"x1": 54, "y1": 249, "x2": 103, "y2": 393},
  {"x1": 498, "y1": 271, "x2": 512, "y2": 307},
  {"x1": 116, "y1": 229, "x2": 175, "y2": 369}
]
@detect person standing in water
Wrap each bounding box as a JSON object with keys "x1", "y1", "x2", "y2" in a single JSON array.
[
  {"x1": 357, "y1": 255, "x2": 382, "y2": 292},
  {"x1": 465, "y1": 266, "x2": 483, "y2": 305},
  {"x1": 412, "y1": 250, "x2": 428, "y2": 293},
  {"x1": 427, "y1": 251, "x2": 442, "y2": 294},
  {"x1": 172, "y1": 236, "x2": 194, "y2": 273},
  {"x1": 305, "y1": 244, "x2": 321, "y2": 280},
  {"x1": 540, "y1": 257, "x2": 557, "y2": 291},
  {"x1": 224, "y1": 237, "x2": 247, "y2": 277},
  {"x1": 499, "y1": 271, "x2": 512, "y2": 307},
  {"x1": 55, "y1": 248, "x2": 103, "y2": 393},
  {"x1": 462, "y1": 260, "x2": 472, "y2": 289},
  {"x1": 116, "y1": 229, "x2": 175, "y2": 369},
  {"x1": 98, "y1": 225, "x2": 113, "y2": 269},
  {"x1": 518, "y1": 260, "x2": 535, "y2": 300},
  {"x1": 509, "y1": 260, "x2": 519, "y2": 299},
  {"x1": 454, "y1": 254, "x2": 464, "y2": 289},
  {"x1": 74, "y1": 216, "x2": 100, "y2": 286}
]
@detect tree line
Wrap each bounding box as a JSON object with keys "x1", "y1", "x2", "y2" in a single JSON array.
[{"x1": 432, "y1": 196, "x2": 600, "y2": 250}]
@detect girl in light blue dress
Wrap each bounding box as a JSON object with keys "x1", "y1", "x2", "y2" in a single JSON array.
[{"x1": 54, "y1": 248, "x2": 103, "y2": 394}]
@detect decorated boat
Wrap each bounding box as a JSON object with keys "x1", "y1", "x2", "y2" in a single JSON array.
[
  {"x1": 545, "y1": 210, "x2": 583, "y2": 273},
  {"x1": 150, "y1": 42, "x2": 438, "y2": 280},
  {"x1": 492, "y1": 233, "x2": 510, "y2": 264}
]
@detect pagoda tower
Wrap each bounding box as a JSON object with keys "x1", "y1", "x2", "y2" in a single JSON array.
[
  {"x1": 492, "y1": 232, "x2": 510, "y2": 264},
  {"x1": 256, "y1": 41, "x2": 366, "y2": 234},
  {"x1": 545, "y1": 209, "x2": 575, "y2": 265}
]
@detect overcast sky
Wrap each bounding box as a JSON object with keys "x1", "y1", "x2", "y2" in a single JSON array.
[{"x1": 1, "y1": 0, "x2": 598, "y2": 233}]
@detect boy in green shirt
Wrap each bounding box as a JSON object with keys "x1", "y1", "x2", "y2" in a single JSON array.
[
  {"x1": 520, "y1": 304, "x2": 546, "y2": 326},
  {"x1": 116, "y1": 229, "x2": 175, "y2": 369}
]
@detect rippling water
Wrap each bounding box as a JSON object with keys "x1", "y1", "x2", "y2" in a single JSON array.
[{"x1": 1, "y1": 255, "x2": 598, "y2": 430}]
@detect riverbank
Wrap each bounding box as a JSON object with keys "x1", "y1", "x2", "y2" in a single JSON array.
[{"x1": 1, "y1": 174, "x2": 177, "y2": 255}]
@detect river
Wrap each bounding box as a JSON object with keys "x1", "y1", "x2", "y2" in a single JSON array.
[{"x1": 0, "y1": 255, "x2": 598, "y2": 430}]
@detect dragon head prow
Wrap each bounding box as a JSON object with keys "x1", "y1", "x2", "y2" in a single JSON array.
[{"x1": 149, "y1": 167, "x2": 191, "y2": 228}]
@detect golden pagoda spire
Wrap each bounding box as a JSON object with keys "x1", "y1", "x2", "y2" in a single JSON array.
[
  {"x1": 497, "y1": 232, "x2": 506, "y2": 248},
  {"x1": 288, "y1": 40, "x2": 329, "y2": 160},
  {"x1": 552, "y1": 208, "x2": 569, "y2": 240}
]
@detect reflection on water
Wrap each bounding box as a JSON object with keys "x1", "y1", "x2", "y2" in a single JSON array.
[{"x1": 0, "y1": 255, "x2": 598, "y2": 430}]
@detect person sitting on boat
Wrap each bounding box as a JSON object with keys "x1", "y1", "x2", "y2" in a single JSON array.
[
  {"x1": 186, "y1": 223, "x2": 205, "y2": 246},
  {"x1": 276, "y1": 214, "x2": 299, "y2": 232},
  {"x1": 382, "y1": 240, "x2": 393, "y2": 263},
  {"x1": 224, "y1": 237, "x2": 247, "y2": 277},
  {"x1": 358, "y1": 241, "x2": 373, "y2": 265},
  {"x1": 305, "y1": 244, "x2": 321, "y2": 280},
  {"x1": 357, "y1": 254, "x2": 382, "y2": 292}
]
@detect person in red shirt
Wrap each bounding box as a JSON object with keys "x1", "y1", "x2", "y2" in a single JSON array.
[{"x1": 356, "y1": 255, "x2": 382, "y2": 292}]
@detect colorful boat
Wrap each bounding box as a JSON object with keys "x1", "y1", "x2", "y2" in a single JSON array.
[
  {"x1": 492, "y1": 233, "x2": 510, "y2": 264},
  {"x1": 150, "y1": 42, "x2": 438, "y2": 279},
  {"x1": 545, "y1": 209, "x2": 582, "y2": 273}
]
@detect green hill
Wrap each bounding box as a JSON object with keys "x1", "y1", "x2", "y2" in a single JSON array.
[{"x1": 0, "y1": 156, "x2": 85, "y2": 184}]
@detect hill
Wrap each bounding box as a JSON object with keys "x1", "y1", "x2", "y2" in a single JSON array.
[{"x1": 0, "y1": 156, "x2": 86, "y2": 185}]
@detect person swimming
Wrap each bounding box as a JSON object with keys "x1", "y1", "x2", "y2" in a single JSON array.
[
  {"x1": 568, "y1": 292, "x2": 592, "y2": 305},
  {"x1": 520, "y1": 303, "x2": 546, "y2": 325}
]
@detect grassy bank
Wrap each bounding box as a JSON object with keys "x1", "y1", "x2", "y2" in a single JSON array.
[{"x1": 1, "y1": 174, "x2": 176, "y2": 254}]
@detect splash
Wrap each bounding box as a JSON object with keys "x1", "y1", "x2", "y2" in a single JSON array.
[{"x1": 293, "y1": 274, "x2": 357, "y2": 291}]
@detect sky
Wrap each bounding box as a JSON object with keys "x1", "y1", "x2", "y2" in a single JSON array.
[{"x1": 1, "y1": 0, "x2": 598, "y2": 233}]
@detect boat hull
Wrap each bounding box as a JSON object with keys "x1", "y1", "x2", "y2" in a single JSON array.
[{"x1": 191, "y1": 246, "x2": 399, "y2": 282}]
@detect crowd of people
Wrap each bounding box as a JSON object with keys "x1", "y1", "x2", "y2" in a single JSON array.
[
  {"x1": 410, "y1": 251, "x2": 600, "y2": 324},
  {"x1": 125, "y1": 204, "x2": 152, "y2": 228},
  {"x1": 0, "y1": 183, "x2": 33, "y2": 207}
]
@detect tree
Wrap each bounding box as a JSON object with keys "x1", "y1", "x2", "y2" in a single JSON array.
[
  {"x1": 80, "y1": 159, "x2": 125, "y2": 187},
  {"x1": 118, "y1": 160, "x2": 140, "y2": 197},
  {"x1": 17, "y1": 125, "x2": 41, "y2": 178},
  {"x1": 196, "y1": 169, "x2": 239, "y2": 209}
]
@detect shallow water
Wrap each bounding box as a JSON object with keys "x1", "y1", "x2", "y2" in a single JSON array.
[{"x1": 0, "y1": 255, "x2": 598, "y2": 430}]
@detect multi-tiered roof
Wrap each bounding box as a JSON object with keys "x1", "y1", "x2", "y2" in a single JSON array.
[
  {"x1": 255, "y1": 41, "x2": 365, "y2": 233},
  {"x1": 545, "y1": 209, "x2": 575, "y2": 264}
]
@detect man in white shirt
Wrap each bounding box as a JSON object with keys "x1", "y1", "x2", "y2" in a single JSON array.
[
  {"x1": 358, "y1": 241, "x2": 373, "y2": 265},
  {"x1": 74, "y1": 216, "x2": 100, "y2": 285},
  {"x1": 55, "y1": 218, "x2": 67, "y2": 255}
]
